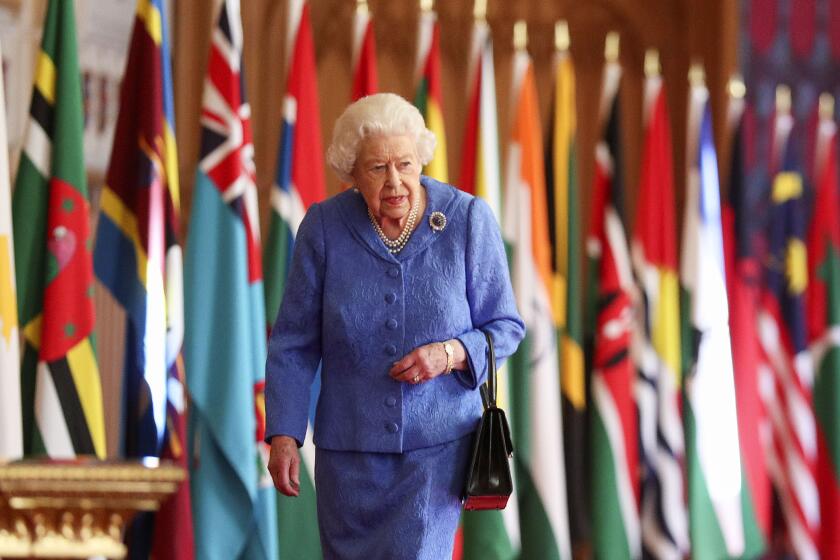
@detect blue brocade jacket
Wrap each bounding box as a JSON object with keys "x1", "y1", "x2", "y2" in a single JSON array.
[{"x1": 265, "y1": 176, "x2": 525, "y2": 453}]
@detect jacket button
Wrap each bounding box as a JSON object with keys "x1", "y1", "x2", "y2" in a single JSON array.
[
  {"x1": 385, "y1": 344, "x2": 397, "y2": 356},
  {"x1": 386, "y1": 422, "x2": 399, "y2": 433},
  {"x1": 386, "y1": 318, "x2": 398, "y2": 329},
  {"x1": 388, "y1": 267, "x2": 400, "y2": 278},
  {"x1": 385, "y1": 293, "x2": 396, "y2": 304},
  {"x1": 385, "y1": 396, "x2": 397, "y2": 407}
]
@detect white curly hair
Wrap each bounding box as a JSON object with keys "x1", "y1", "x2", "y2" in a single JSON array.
[{"x1": 326, "y1": 93, "x2": 437, "y2": 183}]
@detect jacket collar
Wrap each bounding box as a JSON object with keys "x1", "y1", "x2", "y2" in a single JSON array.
[{"x1": 337, "y1": 176, "x2": 457, "y2": 263}]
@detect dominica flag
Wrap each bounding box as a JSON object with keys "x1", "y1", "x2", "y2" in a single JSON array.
[
  {"x1": 632, "y1": 60, "x2": 687, "y2": 559},
  {"x1": 806, "y1": 98, "x2": 840, "y2": 559},
  {"x1": 12, "y1": 0, "x2": 106, "y2": 459},
  {"x1": 92, "y1": 0, "x2": 194, "y2": 557},
  {"x1": 544, "y1": 30, "x2": 587, "y2": 549},
  {"x1": 757, "y1": 127, "x2": 819, "y2": 560},
  {"x1": 723, "y1": 96, "x2": 772, "y2": 551},
  {"x1": 502, "y1": 23, "x2": 571, "y2": 560},
  {"x1": 460, "y1": 12, "x2": 518, "y2": 560},
  {"x1": 587, "y1": 56, "x2": 640, "y2": 560},
  {"x1": 0, "y1": 40, "x2": 21, "y2": 462},
  {"x1": 414, "y1": 2, "x2": 447, "y2": 182},
  {"x1": 263, "y1": 0, "x2": 326, "y2": 557},
  {"x1": 682, "y1": 79, "x2": 762, "y2": 560},
  {"x1": 351, "y1": 0, "x2": 378, "y2": 100},
  {"x1": 185, "y1": 1, "x2": 277, "y2": 558}
]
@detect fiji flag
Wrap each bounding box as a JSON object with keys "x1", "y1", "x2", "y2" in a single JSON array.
[
  {"x1": 93, "y1": 0, "x2": 193, "y2": 557},
  {"x1": 263, "y1": 0, "x2": 326, "y2": 557},
  {"x1": 184, "y1": 0, "x2": 277, "y2": 558}
]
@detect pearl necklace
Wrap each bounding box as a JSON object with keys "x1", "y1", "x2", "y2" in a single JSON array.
[{"x1": 368, "y1": 203, "x2": 419, "y2": 254}]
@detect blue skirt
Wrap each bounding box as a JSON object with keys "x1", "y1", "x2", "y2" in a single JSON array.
[{"x1": 315, "y1": 434, "x2": 472, "y2": 560}]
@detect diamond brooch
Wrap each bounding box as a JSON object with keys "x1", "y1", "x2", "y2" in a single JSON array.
[{"x1": 429, "y1": 211, "x2": 447, "y2": 232}]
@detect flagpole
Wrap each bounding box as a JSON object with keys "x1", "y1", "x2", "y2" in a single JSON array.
[
  {"x1": 473, "y1": 0, "x2": 486, "y2": 21},
  {"x1": 555, "y1": 20, "x2": 570, "y2": 53}
]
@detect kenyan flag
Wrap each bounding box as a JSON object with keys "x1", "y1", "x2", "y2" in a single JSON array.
[{"x1": 12, "y1": 0, "x2": 105, "y2": 458}]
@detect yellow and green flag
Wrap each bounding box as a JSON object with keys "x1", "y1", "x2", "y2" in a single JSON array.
[
  {"x1": 12, "y1": 0, "x2": 105, "y2": 459},
  {"x1": 414, "y1": 3, "x2": 448, "y2": 182}
]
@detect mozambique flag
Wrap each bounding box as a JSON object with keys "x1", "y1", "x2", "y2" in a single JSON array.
[
  {"x1": 757, "y1": 132, "x2": 819, "y2": 559},
  {"x1": 632, "y1": 69, "x2": 687, "y2": 559},
  {"x1": 502, "y1": 35, "x2": 571, "y2": 560},
  {"x1": 92, "y1": 0, "x2": 193, "y2": 557},
  {"x1": 806, "y1": 105, "x2": 840, "y2": 559},
  {"x1": 351, "y1": 0, "x2": 378, "y2": 100},
  {"x1": 681, "y1": 85, "x2": 762, "y2": 560},
  {"x1": 459, "y1": 16, "x2": 517, "y2": 560},
  {"x1": 12, "y1": 0, "x2": 105, "y2": 459},
  {"x1": 545, "y1": 45, "x2": 587, "y2": 548},
  {"x1": 413, "y1": 5, "x2": 447, "y2": 182},
  {"x1": 587, "y1": 59, "x2": 640, "y2": 560},
  {"x1": 0, "y1": 40, "x2": 21, "y2": 462},
  {"x1": 722, "y1": 102, "x2": 772, "y2": 551},
  {"x1": 185, "y1": 1, "x2": 277, "y2": 558},
  {"x1": 264, "y1": 0, "x2": 325, "y2": 557}
]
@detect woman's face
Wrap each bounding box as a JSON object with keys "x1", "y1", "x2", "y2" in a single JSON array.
[{"x1": 351, "y1": 134, "x2": 422, "y2": 222}]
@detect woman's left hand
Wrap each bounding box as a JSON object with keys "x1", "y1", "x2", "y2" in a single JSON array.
[{"x1": 389, "y1": 340, "x2": 466, "y2": 384}]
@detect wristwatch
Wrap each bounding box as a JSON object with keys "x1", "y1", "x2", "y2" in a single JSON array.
[{"x1": 443, "y1": 341, "x2": 454, "y2": 375}]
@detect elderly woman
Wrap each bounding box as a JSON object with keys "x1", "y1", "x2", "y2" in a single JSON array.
[{"x1": 265, "y1": 93, "x2": 524, "y2": 559}]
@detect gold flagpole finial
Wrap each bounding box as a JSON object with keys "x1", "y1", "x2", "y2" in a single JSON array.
[
  {"x1": 356, "y1": 0, "x2": 369, "y2": 15},
  {"x1": 605, "y1": 31, "x2": 620, "y2": 62},
  {"x1": 473, "y1": 0, "x2": 487, "y2": 21},
  {"x1": 555, "y1": 20, "x2": 570, "y2": 52},
  {"x1": 420, "y1": 0, "x2": 433, "y2": 13},
  {"x1": 728, "y1": 75, "x2": 746, "y2": 99},
  {"x1": 514, "y1": 20, "x2": 528, "y2": 50},
  {"x1": 688, "y1": 62, "x2": 705, "y2": 86},
  {"x1": 644, "y1": 49, "x2": 660, "y2": 78},
  {"x1": 820, "y1": 92, "x2": 835, "y2": 120},
  {"x1": 776, "y1": 84, "x2": 792, "y2": 113}
]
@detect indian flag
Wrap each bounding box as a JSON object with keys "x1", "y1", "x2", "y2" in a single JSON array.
[
  {"x1": 414, "y1": 2, "x2": 447, "y2": 182},
  {"x1": 264, "y1": 0, "x2": 326, "y2": 557},
  {"x1": 12, "y1": 0, "x2": 106, "y2": 459},
  {"x1": 0, "y1": 40, "x2": 21, "y2": 462},
  {"x1": 502, "y1": 22, "x2": 571, "y2": 560},
  {"x1": 459, "y1": 12, "x2": 519, "y2": 560}
]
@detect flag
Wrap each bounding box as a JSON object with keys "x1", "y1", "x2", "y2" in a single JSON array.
[
  {"x1": 545, "y1": 44, "x2": 587, "y2": 549},
  {"x1": 459, "y1": 16, "x2": 518, "y2": 560},
  {"x1": 92, "y1": 0, "x2": 193, "y2": 557},
  {"x1": 806, "y1": 102, "x2": 840, "y2": 559},
  {"x1": 502, "y1": 35, "x2": 571, "y2": 560},
  {"x1": 0, "y1": 40, "x2": 21, "y2": 462},
  {"x1": 631, "y1": 67, "x2": 687, "y2": 559},
  {"x1": 587, "y1": 59, "x2": 640, "y2": 560},
  {"x1": 722, "y1": 99, "x2": 772, "y2": 552},
  {"x1": 185, "y1": 1, "x2": 277, "y2": 558},
  {"x1": 12, "y1": 0, "x2": 105, "y2": 459},
  {"x1": 681, "y1": 81, "x2": 760, "y2": 560},
  {"x1": 756, "y1": 122, "x2": 819, "y2": 560},
  {"x1": 413, "y1": 5, "x2": 447, "y2": 182},
  {"x1": 351, "y1": 0, "x2": 377, "y2": 101},
  {"x1": 263, "y1": 0, "x2": 325, "y2": 557},
  {"x1": 458, "y1": 16, "x2": 499, "y2": 212}
]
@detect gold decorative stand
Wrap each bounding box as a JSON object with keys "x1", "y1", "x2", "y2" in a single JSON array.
[{"x1": 0, "y1": 459, "x2": 184, "y2": 558}]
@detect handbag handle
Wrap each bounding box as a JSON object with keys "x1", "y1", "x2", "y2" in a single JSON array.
[{"x1": 482, "y1": 330, "x2": 497, "y2": 408}]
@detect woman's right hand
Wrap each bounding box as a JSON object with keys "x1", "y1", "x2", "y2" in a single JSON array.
[{"x1": 268, "y1": 435, "x2": 301, "y2": 497}]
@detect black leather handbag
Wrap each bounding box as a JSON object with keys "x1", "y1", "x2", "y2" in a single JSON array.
[{"x1": 463, "y1": 330, "x2": 514, "y2": 510}]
